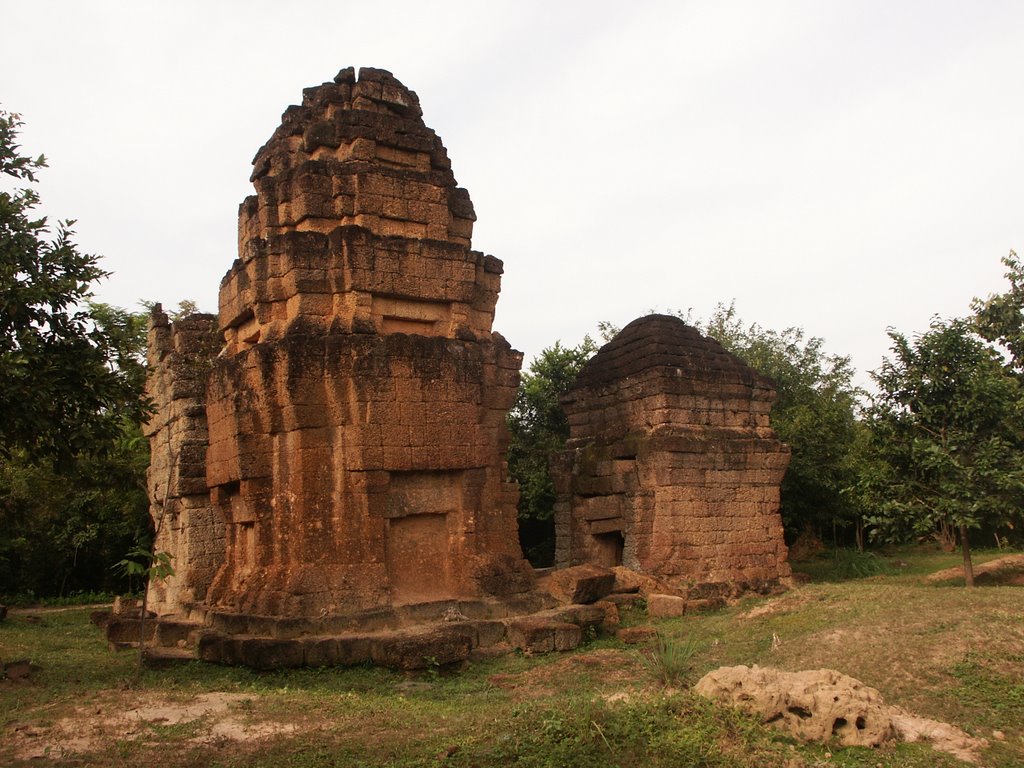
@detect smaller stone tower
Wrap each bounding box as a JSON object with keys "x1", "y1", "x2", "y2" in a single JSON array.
[
  {"x1": 552, "y1": 314, "x2": 792, "y2": 591},
  {"x1": 143, "y1": 305, "x2": 224, "y2": 615}
]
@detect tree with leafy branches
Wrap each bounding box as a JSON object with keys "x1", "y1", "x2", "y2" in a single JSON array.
[
  {"x1": 506, "y1": 337, "x2": 598, "y2": 565},
  {"x1": 0, "y1": 302, "x2": 152, "y2": 599},
  {"x1": 1, "y1": 110, "x2": 147, "y2": 464},
  {"x1": 865, "y1": 317, "x2": 1024, "y2": 585},
  {"x1": 0, "y1": 110, "x2": 155, "y2": 600},
  {"x1": 972, "y1": 250, "x2": 1024, "y2": 374}
]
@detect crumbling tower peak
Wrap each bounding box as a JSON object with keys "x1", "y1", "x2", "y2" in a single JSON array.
[{"x1": 223, "y1": 68, "x2": 488, "y2": 357}]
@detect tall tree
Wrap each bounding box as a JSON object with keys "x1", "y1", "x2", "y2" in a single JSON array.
[
  {"x1": 697, "y1": 304, "x2": 864, "y2": 543},
  {"x1": 0, "y1": 111, "x2": 153, "y2": 599},
  {"x1": 0, "y1": 110, "x2": 144, "y2": 463},
  {"x1": 866, "y1": 317, "x2": 1024, "y2": 585},
  {"x1": 507, "y1": 338, "x2": 597, "y2": 565},
  {"x1": 972, "y1": 250, "x2": 1024, "y2": 374}
]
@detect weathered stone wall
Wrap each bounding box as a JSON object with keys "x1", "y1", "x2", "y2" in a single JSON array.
[
  {"x1": 143, "y1": 306, "x2": 224, "y2": 615},
  {"x1": 201, "y1": 68, "x2": 531, "y2": 618},
  {"x1": 553, "y1": 315, "x2": 791, "y2": 590}
]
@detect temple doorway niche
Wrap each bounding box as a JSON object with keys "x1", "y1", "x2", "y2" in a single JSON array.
[
  {"x1": 382, "y1": 468, "x2": 464, "y2": 605},
  {"x1": 386, "y1": 513, "x2": 455, "y2": 605},
  {"x1": 592, "y1": 530, "x2": 625, "y2": 568}
]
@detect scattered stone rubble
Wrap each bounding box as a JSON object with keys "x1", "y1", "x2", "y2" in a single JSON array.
[{"x1": 552, "y1": 315, "x2": 792, "y2": 593}]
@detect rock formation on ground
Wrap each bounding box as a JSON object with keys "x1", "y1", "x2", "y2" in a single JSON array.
[
  {"x1": 695, "y1": 665, "x2": 987, "y2": 763},
  {"x1": 552, "y1": 315, "x2": 792, "y2": 595}
]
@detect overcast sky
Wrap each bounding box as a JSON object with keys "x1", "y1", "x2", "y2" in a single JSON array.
[{"x1": 3, "y1": 1, "x2": 1022, "y2": 387}]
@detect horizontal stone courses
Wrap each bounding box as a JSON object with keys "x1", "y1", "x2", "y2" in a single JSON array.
[{"x1": 184, "y1": 599, "x2": 605, "y2": 670}]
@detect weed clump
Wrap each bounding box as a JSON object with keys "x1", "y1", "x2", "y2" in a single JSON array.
[{"x1": 639, "y1": 632, "x2": 701, "y2": 687}]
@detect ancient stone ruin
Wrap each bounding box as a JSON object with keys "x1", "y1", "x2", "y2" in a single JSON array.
[
  {"x1": 202, "y1": 64, "x2": 533, "y2": 619},
  {"x1": 552, "y1": 315, "x2": 792, "y2": 593},
  {"x1": 112, "y1": 70, "x2": 794, "y2": 669},
  {"x1": 120, "y1": 68, "x2": 609, "y2": 669},
  {"x1": 144, "y1": 311, "x2": 223, "y2": 615}
]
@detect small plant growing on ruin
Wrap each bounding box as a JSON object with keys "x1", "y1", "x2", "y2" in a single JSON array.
[
  {"x1": 113, "y1": 546, "x2": 174, "y2": 677},
  {"x1": 114, "y1": 547, "x2": 175, "y2": 583},
  {"x1": 422, "y1": 655, "x2": 441, "y2": 679}
]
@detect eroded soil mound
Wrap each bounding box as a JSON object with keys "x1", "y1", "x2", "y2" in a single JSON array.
[{"x1": 926, "y1": 554, "x2": 1024, "y2": 585}]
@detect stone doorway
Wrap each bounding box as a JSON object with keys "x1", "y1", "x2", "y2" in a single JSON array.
[{"x1": 592, "y1": 531, "x2": 624, "y2": 568}]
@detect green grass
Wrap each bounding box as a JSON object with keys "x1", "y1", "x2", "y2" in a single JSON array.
[
  {"x1": 2, "y1": 549, "x2": 1023, "y2": 767},
  {"x1": 0, "y1": 589, "x2": 119, "y2": 607}
]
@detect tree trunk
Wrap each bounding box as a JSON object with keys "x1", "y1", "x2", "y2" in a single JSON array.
[{"x1": 960, "y1": 524, "x2": 975, "y2": 587}]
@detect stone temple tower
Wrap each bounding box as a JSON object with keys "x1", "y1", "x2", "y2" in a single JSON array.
[
  {"x1": 552, "y1": 315, "x2": 792, "y2": 592},
  {"x1": 149, "y1": 67, "x2": 533, "y2": 624}
]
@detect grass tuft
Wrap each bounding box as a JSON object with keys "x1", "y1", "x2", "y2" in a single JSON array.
[{"x1": 638, "y1": 631, "x2": 701, "y2": 687}]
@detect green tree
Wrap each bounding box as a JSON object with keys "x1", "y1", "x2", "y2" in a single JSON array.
[
  {"x1": 0, "y1": 303, "x2": 152, "y2": 599},
  {"x1": 972, "y1": 250, "x2": 1024, "y2": 373},
  {"x1": 696, "y1": 304, "x2": 864, "y2": 544},
  {"x1": 0, "y1": 110, "x2": 144, "y2": 463},
  {"x1": 507, "y1": 337, "x2": 597, "y2": 565},
  {"x1": 865, "y1": 317, "x2": 1024, "y2": 585},
  {"x1": 0, "y1": 110, "x2": 154, "y2": 599}
]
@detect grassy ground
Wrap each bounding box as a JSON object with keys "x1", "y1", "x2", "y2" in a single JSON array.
[{"x1": 2, "y1": 547, "x2": 1022, "y2": 767}]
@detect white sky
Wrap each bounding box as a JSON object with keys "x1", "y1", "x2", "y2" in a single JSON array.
[{"x1": 3, "y1": 0, "x2": 1022, "y2": 387}]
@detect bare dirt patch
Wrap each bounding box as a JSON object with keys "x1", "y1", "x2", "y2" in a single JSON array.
[
  {"x1": 9, "y1": 690, "x2": 300, "y2": 761},
  {"x1": 926, "y1": 554, "x2": 1024, "y2": 585}
]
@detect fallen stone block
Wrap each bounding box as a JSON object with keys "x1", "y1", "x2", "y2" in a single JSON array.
[
  {"x1": 615, "y1": 626, "x2": 658, "y2": 644},
  {"x1": 154, "y1": 619, "x2": 199, "y2": 647},
  {"x1": 685, "y1": 597, "x2": 726, "y2": 613},
  {"x1": 546, "y1": 564, "x2": 616, "y2": 604},
  {"x1": 105, "y1": 617, "x2": 156, "y2": 647},
  {"x1": 593, "y1": 599, "x2": 620, "y2": 629},
  {"x1": 506, "y1": 619, "x2": 582, "y2": 653},
  {"x1": 610, "y1": 567, "x2": 676, "y2": 596},
  {"x1": 370, "y1": 626, "x2": 474, "y2": 670},
  {"x1": 547, "y1": 603, "x2": 607, "y2": 636},
  {"x1": 646, "y1": 593, "x2": 686, "y2": 618}
]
